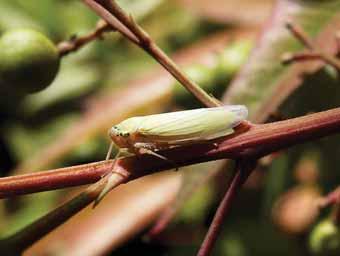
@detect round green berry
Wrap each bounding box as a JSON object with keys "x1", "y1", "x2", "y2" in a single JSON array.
[
  {"x1": 309, "y1": 219, "x2": 340, "y2": 255},
  {"x1": 0, "y1": 28, "x2": 60, "y2": 95}
]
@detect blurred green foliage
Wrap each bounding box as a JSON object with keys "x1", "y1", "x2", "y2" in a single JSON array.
[
  {"x1": 309, "y1": 219, "x2": 340, "y2": 255},
  {"x1": 173, "y1": 40, "x2": 252, "y2": 108},
  {"x1": 0, "y1": 1, "x2": 340, "y2": 256}
]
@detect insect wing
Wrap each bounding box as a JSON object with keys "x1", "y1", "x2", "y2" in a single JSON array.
[{"x1": 137, "y1": 105, "x2": 247, "y2": 143}]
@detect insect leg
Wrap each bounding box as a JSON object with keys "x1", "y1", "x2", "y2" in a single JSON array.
[
  {"x1": 134, "y1": 142, "x2": 178, "y2": 171},
  {"x1": 134, "y1": 142, "x2": 166, "y2": 159},
  {"x1": 139, "y1": 147, "x2": 168, "y2": 161},
  {"x1": 105, "y1": 141, "x2": 114, "y2": 160}
]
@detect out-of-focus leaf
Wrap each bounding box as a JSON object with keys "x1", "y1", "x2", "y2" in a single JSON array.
[
  {"x1": 142, "y1": 3, "x2": 199, "y2": 51},
  {"x1": 23, "y1": 61, "x2": 100, "y2": 114},
  {"x1": 217, "y1": 220, "x2": 301, "y2": 256},
  {"x1": 262, "y1": 153, "x2": 290, "y2": 217},
  {"x1": 56, "y1": 1, "x2": 98, "y2": 38},
  {"x1": 0, "y1": 2, "x2": 41, "y2": 32},
  {"x1": 5, "y1": 114, "x2": 79, "y2": 162},
  {"x1": 174, "y1": 40, "x2": 253, "y2": 108},
  {"x1": 118, "y1": 0, "x2": 164, "y2": 18},
  {"x1": 215, "y1": 40, "x2": 253, "y2": 79},
  {"x1": 224, "y1": 0, "x2": 340, "y2": 122},
  {"x1": 11, "y1": 0, "x2": 62, "y2": 37},
  {"x1": 218, "y1": 233, "x2": 248, "y2": 256},
  {"x1": 0, "y1": 191, "x2": 59, "y2": 238},
  {"x1": 309, "y1": 219, "x2": 340, "y2": 256},
  {"x1": 174, "y1": 163, "x2": 217, "y2": 224},
  {"x1": 177, "y1": 0, "x2": 274, "y2": 25},
  {"x1": 9, "y1": 0, "x2": 164, "y2": 38}
]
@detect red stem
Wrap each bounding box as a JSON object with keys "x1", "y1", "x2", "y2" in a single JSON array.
[
  {"x1": 1, "y1": 107, "x2": 340, "y2": 198},
  {"x1": 197, "y1": 160, "x2": 256, "y2": 256}
]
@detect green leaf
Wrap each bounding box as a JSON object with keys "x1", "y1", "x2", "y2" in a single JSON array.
[
  {"x1": 224, "y1": 0, "x2": 340, "y2": 122},
  {"x1": 118, "y1": 0, "x2": 164, "y2": 18},
  {"x1": 23, "y1": 60, "x2": 100, "y2": 114},
  {"x1": 0, "y1": 2, "x2": 41, "y2": 32}
]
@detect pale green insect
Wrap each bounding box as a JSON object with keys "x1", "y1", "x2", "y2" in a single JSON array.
[
  {"x1": 95, "y1": 105, "x2": 248, "y2": 206},
  {"x1": 108, "y1": 105, "x2": 248, "y2": 157}
]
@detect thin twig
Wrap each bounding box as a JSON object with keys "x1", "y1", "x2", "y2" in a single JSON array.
[
  {"x1": 318, "y1": 186, "x2": 340, "y2": 208},
  {"x1": 197, "y1": 160, "x2": 256, "y2": 256},
  {"x1": 0, "y1": 167, "x2": 128, "y2": 254},
  {"x1": 332, "y1": 205, "x2": 340, "y2": 226},
  {"x1": 82, "y1": 0, "x2": 220, "y2": 108},
  {"x1": 284, "y1": 22, "x2": 340, "y2": 72},
  {"x1": 317, "y1": 186, "x2": 340, "y2": 226},
  {"x1": 286, "y1": 22, "x2": 314, "y2": 50},
  {"x1": 335, "y1": 31, "x2": 340, "y2": 55},
  {"x1": 282, "y1": 52, "x2": 322, "y2": 64},
  {"x1": 57, "y1": 20, "x2": 112, "y2": 56},
  {"x1": 82, "y1": 0, "x2": 139, "y2": 44},
  {"x1": 2, "y1": 107, "x2": 340, "y2": 198}
]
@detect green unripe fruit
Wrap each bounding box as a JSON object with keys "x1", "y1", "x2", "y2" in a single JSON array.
[
  {"x1": 309, "y1": 219, "x2": 340, "y2": 255},
  {"x1": 0, "y1": 29, "x2": 60, "y2": 95}
]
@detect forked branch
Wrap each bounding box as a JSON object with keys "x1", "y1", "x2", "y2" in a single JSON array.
[
  {"x1": 283, "y1": 22, "x2": 340, "y2": 72},
  {"x1": 82, "y1": 0, "x2": 221, "y2": 108}
]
